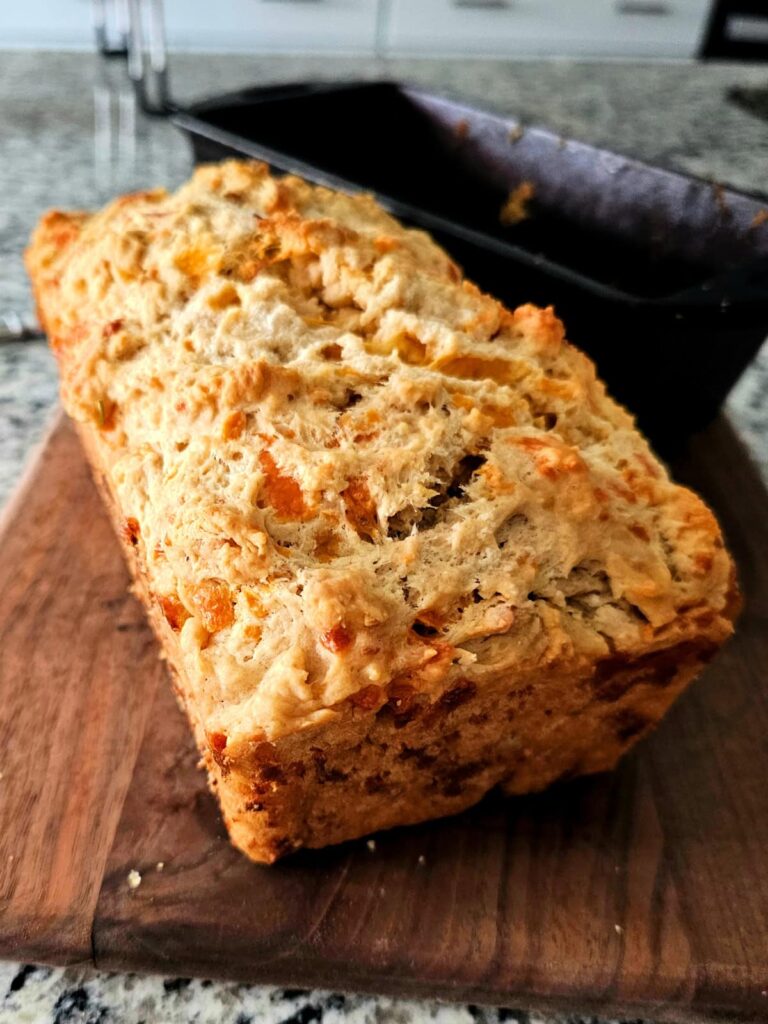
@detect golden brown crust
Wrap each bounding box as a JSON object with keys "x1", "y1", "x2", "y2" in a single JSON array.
[{"x1": 26, "y1": 160, "x2": 738, "y2": 862}]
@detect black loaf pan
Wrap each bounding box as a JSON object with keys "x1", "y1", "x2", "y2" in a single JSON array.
[{"x1": 173, "y1": 80, "x2": 768, "y2": 453}]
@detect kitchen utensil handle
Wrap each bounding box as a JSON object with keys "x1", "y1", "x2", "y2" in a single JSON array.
[
  {"x1": 127, "y1": 0, "x2": 173, "y2": 115},
  {"x1": 93, "y1": 0, "x2": 130, "y2": 56}
]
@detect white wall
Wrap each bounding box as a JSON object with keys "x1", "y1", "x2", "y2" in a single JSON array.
[
  {"x1": 387, "y1": 0, "x2": 712, "y2": 59},
  {"x1": 2, "y1": 0, "x2": 94, "y2": 49},
  {"x1": 0, "y1": 0, "x2": 713, "y2": 58}
]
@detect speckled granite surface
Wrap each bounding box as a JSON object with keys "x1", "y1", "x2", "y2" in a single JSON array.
[
  {"x1": 0, "y1": 960, "x2": 555, "y2": 1024},
  {"x1": 0, "y1": 49, "x2": 766, "y2": 1024}
]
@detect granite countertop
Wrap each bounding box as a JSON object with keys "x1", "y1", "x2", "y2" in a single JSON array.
[{"x1": 0, "y1": 48, "x2": 766, "y2": 1024}]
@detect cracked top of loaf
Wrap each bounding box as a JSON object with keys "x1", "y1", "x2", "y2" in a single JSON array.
[{"x1": 27, "y1": 160, "x2": 735, "y2": 749}]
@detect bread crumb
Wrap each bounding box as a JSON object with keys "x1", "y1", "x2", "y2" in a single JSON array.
[
  {"x1": 750, "y1": 209, "x2": 768, "y2": 230},
  {"x1": 366, "y1": 839, "x2": 376, "y2": 853},
  {"x1": 454, "y1": 119, "x2": 469, "y2": 141},
  {"x1": 156, "y1": 862, "x2": 165, "y2": 872},
  {"x1": 508, "y1": 125, "x2": 524, "y2": 143},
  {"x1": 500, "y1": 182, "x2": 535, "y2": 226},
  {"x1": 711, "y1": 182, "x2": 730, "y2": 220},
  {"x1": 127, "y1": 869, "x2": 142, "y2": 889},
  {"x1": 417, "y1": 854, "x2": 426, "y2": 866},
  {"x1": 614, "y1": 924, "x2": 623, "y2": 935}
]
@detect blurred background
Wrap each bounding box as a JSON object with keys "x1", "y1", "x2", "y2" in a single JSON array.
[{"x1": 1, "y1": 0, "x2": 766, "y2": 60}]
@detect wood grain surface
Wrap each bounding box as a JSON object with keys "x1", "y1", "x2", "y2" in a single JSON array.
[
  {"x1": 1, "y1": 414, "x2": 767, "y2": 1022},
  {"x1": 0, "y1": 414, "x2": 165, "y2": 964}
]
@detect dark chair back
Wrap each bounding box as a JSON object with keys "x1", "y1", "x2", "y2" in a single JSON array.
[{"x1": 700, "y1": 0, "x2": 768, "y2": 59}]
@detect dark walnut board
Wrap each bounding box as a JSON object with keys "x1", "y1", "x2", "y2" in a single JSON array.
[{"x1": 1, "y1": 412, "x2": 767, "y2": 1023}]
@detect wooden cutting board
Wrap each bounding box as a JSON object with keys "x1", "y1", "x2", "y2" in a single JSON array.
[{"x1": 1, "y1": 412, "x2": 767, "y2": 1023}]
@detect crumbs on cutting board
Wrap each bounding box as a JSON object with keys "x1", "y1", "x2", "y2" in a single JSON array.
[
  {"x1": 500, "y1": 181, "x2": 535, "y2": 226},
  {"x1": 711, "y1": 182, "x2": 731, "y2": 220},
  {"x1": 366, "y1": 839, "x2": 376, "y2": 853},
  {"x1": 127, "y1": 869, "x2": 142, "y2": 890}
]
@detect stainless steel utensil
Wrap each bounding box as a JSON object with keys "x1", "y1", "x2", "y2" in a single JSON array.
[{"x1": 0, "y1": 313, "x2": 45, "y2": 343}]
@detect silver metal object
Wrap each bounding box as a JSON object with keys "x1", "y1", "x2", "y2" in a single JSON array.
[
  {"x1": 94, "y1": 52, "x2": 138, "y2": 193},
  {"x1": 93, "y1": 0, "x2": 172, "y2": 114},
  {"x1": 93, "y1": 0, "x2": 131, "y2": 55},
  {"x1": 127, "y1": 0, "x2": 172, "y2": 114},
  {"x1": 0, "y1": 312, "x2": 45, "y2": 343}
]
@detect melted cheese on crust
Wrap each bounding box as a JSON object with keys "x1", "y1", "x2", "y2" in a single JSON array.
[{"x1": 26, "y1": 161, "x2": 735, "y2": 746}]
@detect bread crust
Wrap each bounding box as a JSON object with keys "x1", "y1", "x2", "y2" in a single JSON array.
[{"x1": 26, "y1": 161, "x2": 738, "y2": 862}]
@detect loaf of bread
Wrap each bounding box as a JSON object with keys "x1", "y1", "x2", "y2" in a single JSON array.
[{"x1": 26, "y1": 161, "x2": 738, "y2": 863}]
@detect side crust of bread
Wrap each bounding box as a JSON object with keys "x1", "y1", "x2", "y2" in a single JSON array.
[{"x1": 26, "y1": 161, "x2": 738, "y2": 862}]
